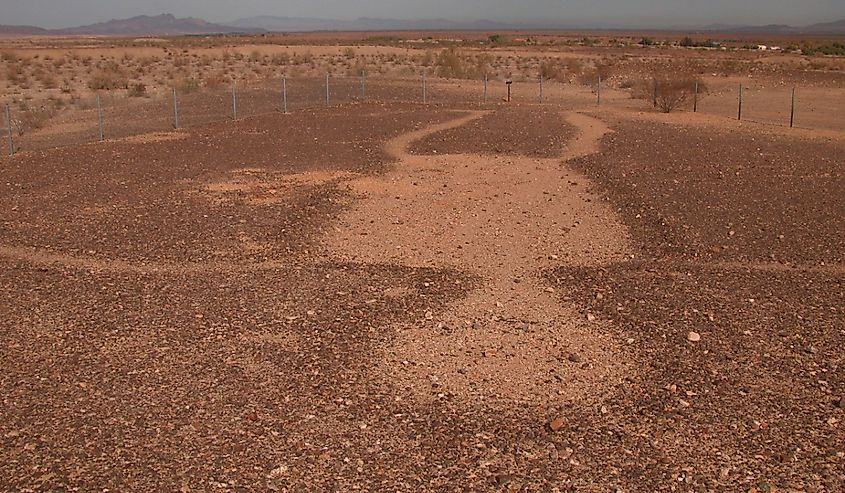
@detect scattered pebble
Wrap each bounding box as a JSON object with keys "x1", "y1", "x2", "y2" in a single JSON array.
[
  {"x1": 549, "y1": 417, "x2": 565, "y2": 432},
  {"x1": 687, "y1": 331, "x2": 701, "y2": 342}
]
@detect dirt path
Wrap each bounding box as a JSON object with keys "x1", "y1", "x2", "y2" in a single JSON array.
[{"x1": 324, "y1": 111, "x2": 636, "y2": 406}]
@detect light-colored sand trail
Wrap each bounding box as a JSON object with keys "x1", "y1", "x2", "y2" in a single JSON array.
[{"x1": 324, "y1": 111, "x2": 636, "y2": 405}]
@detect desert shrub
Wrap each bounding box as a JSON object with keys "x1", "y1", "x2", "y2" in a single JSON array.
[
  {"x1": 12, "y1": 102, "x2": 57, "y2": 136},
  {"x1": 563, "y1": 58, "x2": 584, "y2": 76},
  {"x1": 270, "y1": 52, "x2": 290, "y2": 65},
  {"x1": 175, "y1": 78, "x2": 200, "y2": 94},
  {"x1": 1, "y1": 51, "x2": 18, "y2": 62},
  {"x1": 639, "y1": 37, "x2": 655, "y2": 46},
  {"x1": 577, "y1": 61, "x2": 613, "y2": 85},
  {"x1": 343, "y1": 47, "x2": 356, "y2": 59},
  {"x1": 88, "y1": 63, "x2": 128, "y2": 90},
  {"x1": 435, "y1": 48, "x2": 485, "y2": 79},
  {"x1": 33, "y1": 68, "x2": 57, "y2": 89},
  {"x1": 128, "y1": 82, "x2": 147, "y2": 97},
  {"x1": 203, "y1": 72, "x2": 227, "y2": 89},
  {"x1": 419, "y1": 50, "x2": 435, "y2": 67},
  {"x1": 5, "y1": 63, "x2": 26, "y2": 85},
  {"x1": 634, "y1": 75, "x2": 706, "y2": 112},
  {"x1": 539, "y1": 59, "x2": 561, "y2": 81}
]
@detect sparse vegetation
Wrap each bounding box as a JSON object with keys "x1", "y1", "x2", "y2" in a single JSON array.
[
  {"x1": 632, "y1": 74, "x2": 706, "y2": 113},
  {"x1": 88, "y1": 63, "x2": 129, "y2": 90}
]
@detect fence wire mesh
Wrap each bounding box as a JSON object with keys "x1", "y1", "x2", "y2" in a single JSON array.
[{"x1": 1, "y1": 74, "x2": 842, "y2": 156}]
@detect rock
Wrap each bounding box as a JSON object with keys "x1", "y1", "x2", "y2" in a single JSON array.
[
  {"x1": 586, "y1": 313, "x2": 596, "y2": 322},
  {"x1": 549, "y1": 417, "x2": 565, "y2": 432},
  {"x1": 267, "y1": 464, "x2": 289, "y2": 479},
  {"x1": 835, "y1": 396, "x2": 844, "y2": 409},
  {"x1": 495, "y1": 474, "x2": 512, "y2": 486},
  {"x1": 687, "y1": 331, "x2": 701, "y2": 342},
  {"x1": 567, "y1": 353, "x2": 582, "y2": 363}
]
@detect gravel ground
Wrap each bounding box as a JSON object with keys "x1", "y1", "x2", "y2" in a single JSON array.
[
  {"x1": 1, "y1": 102, "x2": 843, "y2": 492},
  {"x1": 550, "y1": 115, "x2": 845, "y2": 491},
  {"x1": 408, "y1": 104, "x2": 576, "y2": 158}
]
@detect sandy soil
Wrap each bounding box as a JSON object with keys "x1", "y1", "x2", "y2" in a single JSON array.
[
  {"x1": 324, "y1": 110, "x2": 633, "y2": 406},
  {"x1": 0, "y1": 95, "x2": 842, "y2": 492}
]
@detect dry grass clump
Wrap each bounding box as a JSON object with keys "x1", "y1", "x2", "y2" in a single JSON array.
[
  {"x1": 128, "y1": 82, "x2": 148, "y2": 97},
  {"x1": 12, "y1": 102, "x2": 57, "y2": 136},
  {"x1": 435, "y1": 48, "x2": 491, "y2": 79},
  {"x1": 88, "y1": 62, "x2": 129, "y2": 90},
  {"x1": 174, "y1": 78, "x2": 200, "y2": 94},
  {"x1": 630, "y1": 73, "x2": 707, "y2": 112}
]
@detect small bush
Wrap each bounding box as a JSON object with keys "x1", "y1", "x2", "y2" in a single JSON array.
[
  {"x1": 128, "y1": 82, "x2": 147, "y2": 97},
  {"x1": 435, "y1": 48, "x2": 484, "y2": 79},
  {"x1": 634, "y1": 75, "x2": 706, "y2": 113},
  {"x1": 539, "y1": 59, "x2": 565, "y2": 81},
  {"x1": 88, "y1": 64, "x2": 128, "y2": 90},
  {"x1": 175, "y1": 78, "x2": 200, "y2": 94},
  {"x1": 270, "y1": 52, "x2": 290, "y2": 65},
  {"x1": 13, "y1": 103, "x2": 57, "y2": 136},
  {"x1": 203, "y1": 73, "x2": 227, "y2": 89}
]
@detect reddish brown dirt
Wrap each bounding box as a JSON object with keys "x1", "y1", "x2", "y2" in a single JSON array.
[
  {"x1": 408, "y1": 104, "x2": 577, "y2": 158},
  {"x1": 326, "y1": 109, "x2": 632, "y2": 407},
  {"x1": 0, "y1": 99, "x2": 843, "y2": 493}
]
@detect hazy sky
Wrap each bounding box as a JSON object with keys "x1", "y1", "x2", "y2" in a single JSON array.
[{"x1": 2, "y1": 0, "x2": 844, "y2": 29}]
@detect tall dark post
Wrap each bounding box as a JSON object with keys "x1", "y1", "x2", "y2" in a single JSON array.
[
  {"x1": 790, "y1": 87, "x2": 796, "y2": 128},
  {"x1": 738, "y1": 84, "x2": 743, "y2": 121},
  {"x1": 693, "y1": 81, "x2": 698, "y2": 113}
]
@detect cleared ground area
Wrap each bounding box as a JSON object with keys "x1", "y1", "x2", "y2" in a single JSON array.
[{"x1": 0, "y1": 101, "x2": 843, "y2": 492}]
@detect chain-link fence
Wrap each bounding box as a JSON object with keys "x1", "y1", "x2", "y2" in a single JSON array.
[{"x1": 2, "y1": 74, "x2": 842, "y2": 156}]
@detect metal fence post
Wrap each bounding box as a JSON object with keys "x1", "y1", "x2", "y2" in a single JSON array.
[
  {"x1": 738, "y1": 84, "x2": 743, "y2": 121},
  {"x1": 232, "y1": 82, "x2": 238, "y2": 120},
  {"x1": 326, "y1": 73, "x2": 330, "y2": 106},
  {"x1": 422, "y1": 71, "x2": 427, "y2": 103},
  {"x1": 790, "y1": 87, "x2": 795, "y2": 128},
  {"x1": 693, "y1": 81, "x2": 698, "y2": 113},
  {"x1": 483, "y1": 74, "x2": 488, "y2": 102},
  {"x1": 282, "y1": 77, "x2": 288, "y2": 114},
  {"x1": 361, "y1": 71, "x2": 366, "y2": 100},
  {"x1": 96, "y1": 93, "x2": 104, "y2": 141},
  {"x1": 5, "y1": 104, "x2": 13, "y2": 156},
  {"x1": 172, "y1": 88, "x2": 180, "y2": 129}
]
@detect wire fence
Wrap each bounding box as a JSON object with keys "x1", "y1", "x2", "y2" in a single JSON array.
[{"x1": 2, "y1": 74, "x2": 842, "y2": 157}]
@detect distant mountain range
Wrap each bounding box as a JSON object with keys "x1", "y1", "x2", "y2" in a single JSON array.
[
  {"x1": 228, "y1": 16, "x2": 527, "y2": 32},
  {"x1": 0, "y1": 13, "x2": 843, "y2": 36},
  {"x1": 0, "y1": 14, "x2": 258, "y2": 36},
  {"x1": 702, "y1": 19, "x2": 845, "y2": 34}
]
